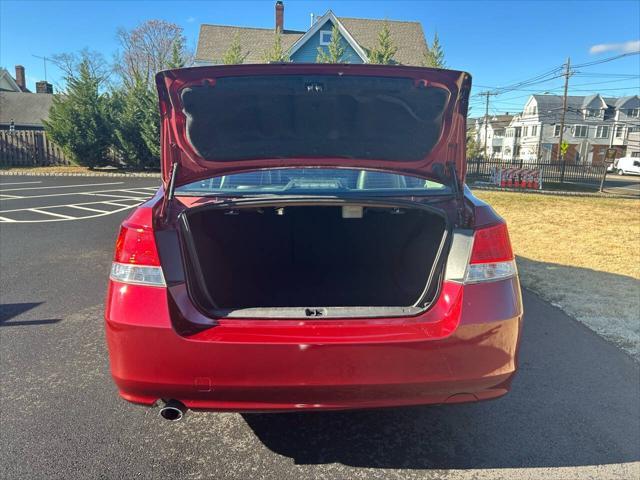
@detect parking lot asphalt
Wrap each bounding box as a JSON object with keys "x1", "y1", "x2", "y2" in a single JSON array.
[{"x1": 1, "y1": 175, "x2": 638, "y2": 480}]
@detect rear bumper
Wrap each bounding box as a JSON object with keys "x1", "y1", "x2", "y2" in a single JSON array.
[{"x1": 105, "y1": 278, "x2": 523, "y2": 412}]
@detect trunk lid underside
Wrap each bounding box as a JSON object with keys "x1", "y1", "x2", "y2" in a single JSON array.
[{"x1": 156, "y1": 64, "x2": 472, "y2": 189}]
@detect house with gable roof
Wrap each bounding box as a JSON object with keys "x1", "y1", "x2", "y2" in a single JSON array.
[
  {"x1": 195, "y1": 1, "x2": 429, "y2": 66},
  {"x1": 502, "y1": 93, "x2": 640, "y2": 163}
]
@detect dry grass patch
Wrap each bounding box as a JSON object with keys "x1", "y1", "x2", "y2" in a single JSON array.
[{"x1": 475, "y1": 190, "x2": 640, "y2": 359}]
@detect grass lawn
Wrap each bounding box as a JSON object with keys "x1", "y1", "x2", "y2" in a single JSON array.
[{"x1": 475, "y1": 190, "x2": 640, "y2": 359}]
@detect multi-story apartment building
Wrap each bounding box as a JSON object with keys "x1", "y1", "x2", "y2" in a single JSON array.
[{"x1": 504, "y1": 94, "x2": 640, "y2": 164}]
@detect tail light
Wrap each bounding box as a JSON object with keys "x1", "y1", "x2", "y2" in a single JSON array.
[
  {"x1": 109, "y1": 208, "x2": 166, "y2": 287},
  {"x1": 465, "y1": 222, "x2": 517, "y2": 284}
]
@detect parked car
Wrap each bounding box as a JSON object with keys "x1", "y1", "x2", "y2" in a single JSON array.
[
  {"x1": 611, "y1": 156, "x2": 640, "y2": 176},
  {"x1": 105, "y1": 64, "x2": 523, "y2": 420}
]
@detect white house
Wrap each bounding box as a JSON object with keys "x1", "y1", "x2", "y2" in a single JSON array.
[
  {"x1": 504, "y1": 94, "x2": 640, "y2": 163},
  {"x1": 474, "y1": 114, "x2": 513, "y2": 159}
]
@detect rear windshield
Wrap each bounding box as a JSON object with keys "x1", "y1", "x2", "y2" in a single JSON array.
[
  {"x1": 176, "y1": 168, "x2": 448, "y2": 196},
  {"x1": 181, "y1": 75, "x2": 449, "y2": 162}
]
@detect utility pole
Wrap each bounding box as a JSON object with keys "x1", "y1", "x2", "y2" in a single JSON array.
[
  {"x1": 479, "y1": 91, "x2": 498, "y2": 159},
  {"x1": 556, "y1": 57, "x2": 571, "y2": 161}
]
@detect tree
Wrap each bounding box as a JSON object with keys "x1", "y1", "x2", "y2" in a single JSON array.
[
  {"x1": 108, "y1": 75, "x2": 157, "y2": 168},
  {"x1": 368, "y1": 23, "x2": 397, "y2": 65},
  {"x1": 223, "y1": 33, "x2": 246, "y2": 65},
  {"x1": 51, "y1": 49, "x2": 112, "y2": 91},
  {"x1": 316, "y1": 25, "x2": 345, "y2": 63},
  {"x1": 423, "y1": 31, "x2": 446, "y2": 68},
  {"x1": 43, "y1": 60, "x2": 112, "y2": 167},
  {"x1": 466, "y1": 130, "x2": 480, "y2": 159},
  {"x1": 263, "y1": 31, "x2": 289, "y2": 63},
  {"x1": 116, "y1": 20, "x2": 192, "y2": 85},
  {"x1": 167, "y1": 37, "x2": 187, "y2": 69}
]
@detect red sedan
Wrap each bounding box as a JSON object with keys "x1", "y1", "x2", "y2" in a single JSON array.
[{"x1": 105, "y1": 64, "x2": 523, "y2": 420}]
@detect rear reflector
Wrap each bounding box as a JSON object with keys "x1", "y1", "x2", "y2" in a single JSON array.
[
  {"x1": 110, "y1": 207, "x2": 165, "y2": 286},
  {"x1": 464, "y1": 222, "x2": 516, "y2": 284}
]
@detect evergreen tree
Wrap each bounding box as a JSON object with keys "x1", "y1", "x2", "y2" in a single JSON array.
[
  {"x1": 263, "y1": 31, "x2": 289, "y2": 62},
  {"x1": 43, "y1": 60, "x2": 112, "y2": 167},
  {"x1": 109, "y1": 75, "x2": 157, "y2": 168},
  {"x1": 423, "y1": 31, "x2": 446, "y2": 68},
  {"x1": 316, "y1": 26, "x2": 345, "y2": 63},
  {"x1": 223, "y1": 33, "x2": 245, "y2": 64},
  {"x1": 368, "y1": 23, "x2": 397, "y2": 65},
  {"x1": 167, "y1": 37, "x2": 186, "y2": 69}
]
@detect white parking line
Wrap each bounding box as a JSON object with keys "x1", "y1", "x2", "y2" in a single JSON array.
[
  {"x1": 66, "y1": 205, "x2": 109, "y2": 214},
  {"x1": 0, "y1": 197, "x2": 142, "y2": 214},
  {"x1": 0, "y1": 181, "x2": 123, "y2": 193},
  {"x1": 103, "y1": 201, "x2": 136, "y2": 208},
  {"x1": 80, "y1": 192, "x2": 146, "y2": 200},
  {"x1": 0, "y1": 194, "x2": 23, "y2": 199},
  {"x1": 0, "y1": 186, "x2": 157, "y2": 201},
  {"x1": 119, "y1": 189, "x2": 157, "y2": 195},
  {"x1": 29, "y1": 209, "x2": 76, "y2": 219},
  {"x1": 0, "y1": 181, "x2": 43, "y2": 186},
  {"x1": 0, "y1": 216, "x2": 16, "y2": 222}
]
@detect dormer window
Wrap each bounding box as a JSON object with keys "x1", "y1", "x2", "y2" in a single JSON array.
[
  {"x1": 626, "y1": 108, "x2": 640, "y2": 118},
  {"x1": 584, "y1": 108, "x2": 601, "y2": 118}
]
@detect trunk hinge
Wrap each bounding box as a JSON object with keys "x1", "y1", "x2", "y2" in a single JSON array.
[
  {"x1": 448, "y1": 162, "x2": 468, "y2": 227},
  {"x1": 160, "y1": 161, "x2": 179, "y2": 221}
]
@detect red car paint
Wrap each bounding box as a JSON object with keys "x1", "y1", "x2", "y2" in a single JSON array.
[{"x1": 104, "y1": 65, "x2": 523, "y2": 412}]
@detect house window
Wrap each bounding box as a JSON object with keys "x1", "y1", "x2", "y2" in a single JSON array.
[
  {"x1": 595, "y1": 126, "x2": 609, "y2": 138},
  {"x1": 522, "y1": 126, "x2": 528, "y2": 137},
  {"x1": 629, "y1": 126, "x2": 640, "y2": 133},
  {"x1": 531, "y1": 125, "x2": 538, "y2": 136},
  {"x1": 554, "y1": 125, "x2": 562, "y2": 137},
  {"x1": 585, "y1": 108, "x2": 601, "y2": 118},
  {"x1": 319, "y1": 30, "x2": 333, "y2": 45},
  {"x1": 614, "y1": 125, "x2": 624, "y2": 138},
  {"x1": 494, "y1": 129, "x2": 504, "y2": 137},
  {"x1": 573, "y1": 125, "x2": 588, "y2": 138},
  {"x1": 626, "y1": 108, "x2": 640, "y2": 118},
  {"x1": 631, "y1": 152, "x2": 640, "y2": 158}
]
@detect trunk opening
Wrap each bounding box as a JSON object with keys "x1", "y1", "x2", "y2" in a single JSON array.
[{"x1": 179, "y1": 201, "x2": 449, "y2": 318}]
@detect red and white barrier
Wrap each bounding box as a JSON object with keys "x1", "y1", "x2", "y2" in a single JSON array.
[{"x1": 493, "y1": 168, "x2": 542, "y2": 190}]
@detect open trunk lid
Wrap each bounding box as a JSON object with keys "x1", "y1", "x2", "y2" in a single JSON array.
[{"x1": 155, "y1": 64, "x2": 472, "y2": 190}]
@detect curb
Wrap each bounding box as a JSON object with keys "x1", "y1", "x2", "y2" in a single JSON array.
[
  {"x1": 0, "y1": 170, "x2": 161, "y2": 178},
  {"x1": 470, "y1": 183, "x2": 639, "y2": 199}
]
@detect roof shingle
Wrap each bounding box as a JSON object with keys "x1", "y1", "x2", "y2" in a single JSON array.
[
  {"x1": 0, "y1": 92, "x2": 54, "y2": 127},
  {"x1": 195, "y1": 15, "x2": 429, "y2": 66}
]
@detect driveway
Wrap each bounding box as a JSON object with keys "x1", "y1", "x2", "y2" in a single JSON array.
[{"x1": 1, "y1": 175, "x2": 638, "y2": 480}]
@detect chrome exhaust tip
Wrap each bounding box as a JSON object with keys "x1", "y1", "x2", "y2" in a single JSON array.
[{"x1": 159, "y1": 399, "x2": 187, "y2": 421}]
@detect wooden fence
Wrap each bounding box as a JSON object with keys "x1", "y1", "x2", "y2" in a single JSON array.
[
  {"x1": 467, "y1": 158, "x2": 606, "y2": 186},
  {"x1": 0, "y1": 130, "x2": 70, "y2": 166}
]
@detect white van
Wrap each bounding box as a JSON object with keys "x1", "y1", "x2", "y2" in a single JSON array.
[{"x1": 613, "y1": 156, "x2": 640, "y2": 176}]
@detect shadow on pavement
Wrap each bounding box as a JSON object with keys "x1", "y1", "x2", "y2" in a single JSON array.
[
  {"x1": 0, "y1": 302, "x2": 61, "y2": 327},
  {"x1": 243, "y1": 289, "x2": 640, "y2": 469}
]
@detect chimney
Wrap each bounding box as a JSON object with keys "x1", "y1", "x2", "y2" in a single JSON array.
[
  {"x1": 15, "y1": 65, "x2": 26, "y2": 91},
  {"x1": 275, "y1": 1, "x2": 284, "y2": 32},
  {"x1": 36, "y1": 81, "x2": 53, "y2": 94}
]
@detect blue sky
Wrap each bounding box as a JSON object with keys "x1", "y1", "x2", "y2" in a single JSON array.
[{"x1": 1, "y1": 0, "x2": 639, "y2": 115}]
